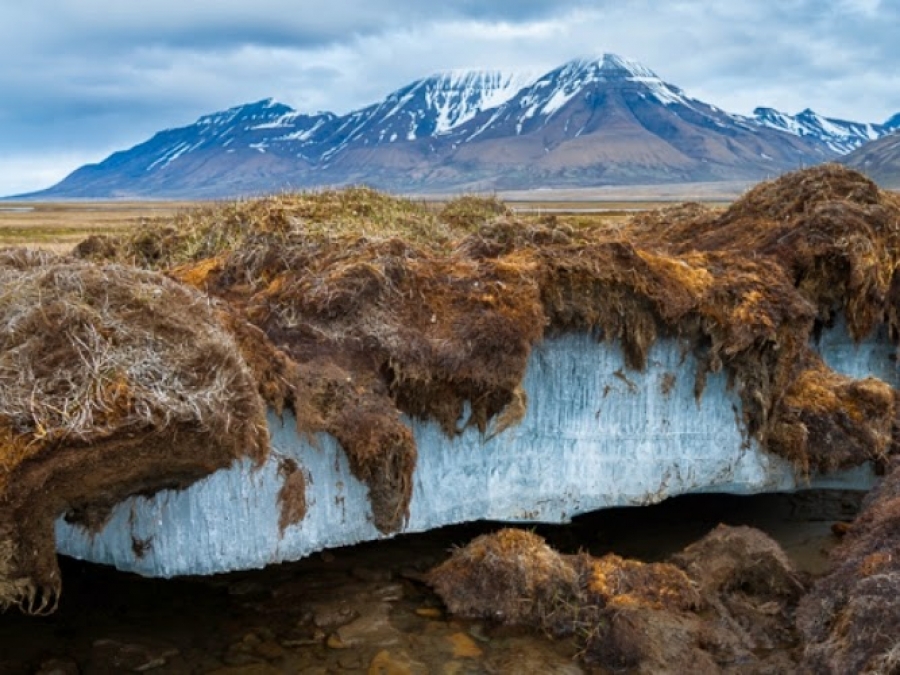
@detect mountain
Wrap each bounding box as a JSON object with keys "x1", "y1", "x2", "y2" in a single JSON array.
[
  {"x1": 753, "y1": 107, "x2": 900, "y2": 154},
  {"x1": 47, "y1": 99, "x2": 337, "y2": 197},
  {"x1": 313, "y1": 70, "x2": 539, "y2": 155},
  {"x1": 24, "y1": 54, "x2": 845, "y2": 198},
  {"x1": 435, "y1": 54, "x2": 833, "y2": 188},
  {"x1": 842, "y1": 132, "x2": 900, "y2": 188}
]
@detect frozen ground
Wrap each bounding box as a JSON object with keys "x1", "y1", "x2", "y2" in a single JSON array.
[{"x1": 55, "y1": 325, "x2": 889, "y2": 577}]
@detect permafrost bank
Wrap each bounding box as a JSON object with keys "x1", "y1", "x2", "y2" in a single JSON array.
[{"x1": 54, "y1": 321, "x2": 889, "y2": 577}]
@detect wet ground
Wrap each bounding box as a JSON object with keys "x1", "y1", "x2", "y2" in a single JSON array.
[{"x1": 0, "y1": 490, "x2": 863, "y2": 674}]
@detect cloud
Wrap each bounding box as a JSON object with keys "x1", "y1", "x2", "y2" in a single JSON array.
[
  {"x1": 0, "y1": 152, "x2": 106, "y2": 198},
  {"x1": 2, "y1": 1, "x2": 900, "y2": 195}
]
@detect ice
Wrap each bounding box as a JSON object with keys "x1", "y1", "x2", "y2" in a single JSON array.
[
  {"x1": 55, "y1": 330, "x2": 880, "y2": 577},
  {"x1": 813, "y1": 315, "x2": 899, "y2": 387}
]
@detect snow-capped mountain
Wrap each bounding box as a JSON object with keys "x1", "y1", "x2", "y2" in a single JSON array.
[
  {"x1": 843, "y1": 130, "x2": 900, "y2": 188},
  {"x1": 314, "y1": 70, "x2": 539, "y2": 156},
  {"x1": 449, "y1": 54, "x2": 704, "y2": 141},
  {"x1": 753, "y1": 107, "x2": 899, "y2": 154},
  {"x1": 434, "y1": 54, "x2": 833, "y2": 187},
  {"x1": 24, "y1": 53, "x2": 889, "y2": 199}
]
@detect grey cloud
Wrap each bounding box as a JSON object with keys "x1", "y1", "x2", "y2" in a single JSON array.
[{"x1": 2, "y1": 0, "x2": 900, "y2": 194}]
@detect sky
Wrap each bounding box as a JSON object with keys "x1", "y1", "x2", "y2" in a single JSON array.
[{"x1": 2, "y1": 0, "x2": 899, "y2": 196}]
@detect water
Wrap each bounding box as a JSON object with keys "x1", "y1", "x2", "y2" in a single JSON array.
[{"x1": 0, "y1": 489, "x2": 863, "y2": 674}]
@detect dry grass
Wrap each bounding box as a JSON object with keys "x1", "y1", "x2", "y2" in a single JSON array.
[
  {"x1": 0, "y1": 249, "x2": 269, "y2": 614},
  {"x1": 62, "y1": 164, "x2": 900, "y2": 534},
  {"x1": 0, "y1": 201, "x2": 192, "y2": 251},
  {"x1": 3, "y1": 164, "x2": 900, "y2": 622},
  {"x1": 428, "y1": 525, "x2": 802, "y2": 670}
]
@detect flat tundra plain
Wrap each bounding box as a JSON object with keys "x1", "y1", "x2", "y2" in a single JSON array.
[{"x1": 0, "y1": 188, "x2": 739, "y2": 251}]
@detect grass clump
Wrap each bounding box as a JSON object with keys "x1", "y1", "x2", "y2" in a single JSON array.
[
  {"x1": 428, "y1": 525, "x2": 803, "y2": 670},
  {"x1": 0, "y1": 248, "x2": 269, "y2": 615},
  {"x1": 6, "y1": 163, "x2": 900, "y2": 619},
  {"x1": 77, "y1": 187, "x2": 460, "y2": 269},
  {"x1": 67, "y1": 164, "x2": 900, "y2": 539},
  {"x1": 438, "y1": 194, "x2": 511, "y2": 231}
]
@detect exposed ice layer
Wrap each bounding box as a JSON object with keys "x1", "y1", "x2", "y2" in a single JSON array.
[
  {"x1": 814, "y1": 315, "x2": 899, "y2": 388},
  {"x1": 55, "y1": 333, "x2": 878, "y2": 577}
]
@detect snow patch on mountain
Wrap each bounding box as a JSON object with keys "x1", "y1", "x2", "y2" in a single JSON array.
[
  {"x1": 428, "y1": 70, "x2": 539, "y2": 134},
  {"x1": 754, "y1": 107, "x2": 894, "y2": 154}
]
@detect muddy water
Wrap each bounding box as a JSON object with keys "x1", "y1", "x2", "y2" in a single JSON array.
[{"x1": 0, "y1": 490, "x2": 863, "y2": 674}]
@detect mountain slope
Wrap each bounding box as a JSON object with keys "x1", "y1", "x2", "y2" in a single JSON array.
[
  {"x1": 842, "y1": 132, "x2": 900, "y2": 188},
  {"x1": 753, "y1": 107, "x2": 899, "y2": 154},
  {"x1": 22, "y1": 54, "x2": 850, "y2": 198},
  {"x1": 436, "y1": 55, "x2": 832, "y2": 187}
]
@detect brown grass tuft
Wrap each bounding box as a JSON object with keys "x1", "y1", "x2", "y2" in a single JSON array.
[
  {"x1": 5, "y1": 163, "x2": 898, "y2": 615},
  {"x1": 429, "y1": 526, "x2": 801, "y2": 670},
  {"x1": 798, "y1": 459, "x2": 900, "y2": 673},
  {"x1": 0, "y1": 253, "x2": 268, "y2": 614}
]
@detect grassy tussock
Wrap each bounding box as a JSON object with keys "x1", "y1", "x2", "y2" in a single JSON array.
[
  {"x1": 798, "y1": 458, "x2": 900, "y2": 673},
  {"x1": 0, "y1": 249, "x2": 269, "y2": 614},
  {"x1": 68, "y1": 164, "x2": 900, "y2": 535},
  {"x1": 3, "y1": 164, "x2": 900, "y2": 618},
  {"x1": 428, "y1": 525, "x2": 802, "y2": 670},
  {"x1": 77, "y1": 187, "x2": 480, "y2": 269}
]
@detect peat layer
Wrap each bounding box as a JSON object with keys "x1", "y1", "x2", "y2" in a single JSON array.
[{"x1": 2, "y1": 164, "x2": 900, "y2": 623}]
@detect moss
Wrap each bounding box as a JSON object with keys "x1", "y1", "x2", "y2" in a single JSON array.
[{"x1": 63, "y1": 164, "x2": 900, "y2": 539}]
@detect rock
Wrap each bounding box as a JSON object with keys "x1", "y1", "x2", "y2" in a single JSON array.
[
  {"x1": 468, "y1": 623, "x2": 490, "y2": 643},
  {"x1": 447, "y1": 632, "x2": 483, "y2": 658},
  {"x1": 334, "y1": 602, "x2": 401, "y2": 648},
  {"x1": 483, "y1": 638, "x2": 583, "y2": 675},
  {"x1": 338, "y1": 653, "x2": 365, "y2": 670},
  {"x1": 222, "y1": 650, "x2": 262, "y2": 667},
  {"x1": 253, "y1": 640, "x2": 286, "y2": 661},
  {"x1": 368, "y1": 649, "x2": 428, "y2": 675},
  {"x1": 205, "y1": 665, "x2": 283, "y2": 675},
  {"x1": 223, "y1": 633, "x2": 282, "y2": 667},
  {"x1": 240, "y1": 632, "x2": 261, "y2": 648},
  {"x1": 310, "y1": 599, "x2": 360, "y2": 630},
  {"x1": 88, "y1": 638, "x2": 179, "y2": 673},
  {"x1": 415, "y1": 607, "x2": 442, "y2": 619},
  {"x1": 372, "y1": 582, "x2": 405, "y2": 602},
  {"x1": 325, "y1": 634, "x2": 349, "y2": 650},
  {"x1": 351, "y1": 565, "x2": 392, "y2": 582}
]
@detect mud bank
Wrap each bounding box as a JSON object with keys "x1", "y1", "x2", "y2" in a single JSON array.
[{"x1": 54, "y1": 331, "x2": 878, "y2": 577}]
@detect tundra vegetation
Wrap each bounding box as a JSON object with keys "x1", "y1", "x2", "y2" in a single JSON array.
[{"x1": 1, "y1": 165, "x2": 899, "y2": 671}]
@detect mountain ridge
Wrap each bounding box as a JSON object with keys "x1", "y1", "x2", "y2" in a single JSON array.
[
  {"x1": 842, "y1": 131, "x2": 900, "y2": 188},
  {"x1": 17, "y1": 54, "x2": 900, "y2": 198}
]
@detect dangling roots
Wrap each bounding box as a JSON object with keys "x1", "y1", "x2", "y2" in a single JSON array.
[{"x1": 0, "y1": 539, "x2": 60, "y2": 616}]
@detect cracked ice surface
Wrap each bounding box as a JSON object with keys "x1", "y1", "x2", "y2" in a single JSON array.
[{"x1": 55, "y1": 333, "x2": 877, "y2": 577}]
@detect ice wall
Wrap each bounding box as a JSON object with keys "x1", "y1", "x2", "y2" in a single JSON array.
[
  {"x1": 814, "y1": 315, "x2": 900, "y2": 387},
  {"x1": 55, "y1": 331, "x2": 879, "y2": 577}
]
